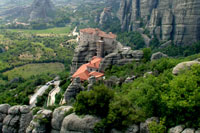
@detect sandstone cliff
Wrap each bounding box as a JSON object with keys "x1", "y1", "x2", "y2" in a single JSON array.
[
  {"x1": 0, "y1": 0, "x2": 56, "y2": 22},
  {"x1": 118, "y1": 0, "x2": 200, "y2": 45},
  {"x1": 29, "y1": 0, "x2": 56, "y2": 22}
]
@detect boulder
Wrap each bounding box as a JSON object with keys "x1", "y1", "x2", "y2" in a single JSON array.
[
  {"x1": 169, "y1": 125, "x2": 185, "y2": 133},
  {"x1": 0, "y1": 104, "x2": 10, "y2": 114},
  {"x1": 26, "y1": 109, "x2": 52, "y2": 133},
  {"x1": 60, "y1": 113, "x2": 100, "y2": 133},
  {"x1": 51, "y1": 106, "x2": 73, "y2": 131},
  {"x1": 87, "y1": 76, "x2": 96, "y2": 90},
  {"x1": 111, "y1": 124, "x2": 139, "y2": 133},
  {"x1": 64, "y1": 77, "x2": 84, "y2": 103},
  {"x1": 99, "y1": 50, "x2": 143, "y2": 72},
  {"x1": 151, "y1": 52, "x2": 168, "y2": 61},
  {"x1": 142, "y1": 34, "x2": 151, "y2": 47},
  {"x1": 195, "y1": 130, "x2": 200, "y2": 133},
  {"x1": 104, "y1": 76, "x2": 121, "y2": 88},
  {"x1": 144, "y1": 71, "x2": 153, "y2": 78},
  {"x1": 182, "y1": 128, "x2": 195, "y2": 133},
  {"x1": 111, "y1": 129, "x2": 123, "y2": 133},
  {"x1": 125, "y1": 76, "x2": 137, "y2": 83},
  {"x1": 0, "y1": 104, "x2": 10, "y2": 131},
  {"x1": 160, "y1": 40, "x2": 172, "y2": 49},
  {"x1": 3, "y1": 105, "x2": 32, "y2": 133},
  {"x1": 172, "y1": 61, "x2": 200, "y2": 75},
  {"x1": 126, "y1": 124, "x2": 139, "y2": 133}
]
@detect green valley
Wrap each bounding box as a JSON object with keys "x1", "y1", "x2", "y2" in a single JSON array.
[{"x1": 3, "y1": 63, "x2": 65, "y2": 80}]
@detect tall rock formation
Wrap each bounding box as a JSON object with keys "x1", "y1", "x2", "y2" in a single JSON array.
[
  {"x1": 118, "y1": 0, "x2": 200, "y2": 45},
  {"x1": 99, "y1": 8, "x2": 112, "y2": 26},
  {"x1": 29, "y1": 0, "x2": 56, "y2": 22},
  {"x1": 71, "y1": 28, "x2": 144, "y2": 74}
]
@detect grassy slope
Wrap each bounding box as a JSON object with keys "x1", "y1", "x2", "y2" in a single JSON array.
[
  {"x1": 3, "y1": 63, "x2": 65, "y2": 80},
  {"x1": 8, "y1": 26, "x2": 71, "y2": 34}
]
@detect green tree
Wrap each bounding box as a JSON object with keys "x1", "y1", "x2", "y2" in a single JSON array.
[
  {"x1": 74, "y1": 85, "x2": 114, "y2": 117},
  {"x1": 142, "y1": 48, "x2": 152, "y2": 62}
]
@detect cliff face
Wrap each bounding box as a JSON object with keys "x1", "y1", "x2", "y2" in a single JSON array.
[
  {"x1": 118, "y1": 0, "x2": 200, "y2": 45},
  {"x1": 29, "y1": 0, "x2": 56, "y2": 22}
]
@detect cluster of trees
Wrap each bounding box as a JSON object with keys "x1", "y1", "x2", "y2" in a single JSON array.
[
  {"x1": 156, "y1": 42, "x2": 200, "y2": 57},
  {"x1": 0, "y1": 30, "x2": 76, "y2": 105},
  {"x1": 0, "y1": 75, "x2": 52, "y2": 105},
  {"x1": 117, "y1": 32, "x2": 146, "y2": 50},
  {"x1": 74, "y1": 54, "x2": 200, "y2": 132},
  {"x1": 0, "y1": 30, "x2": 75, "y2": 73}
]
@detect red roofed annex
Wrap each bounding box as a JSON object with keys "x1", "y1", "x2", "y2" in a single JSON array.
[{"x1": 72, "y1": 56, "x2": 104, "y2": 81}]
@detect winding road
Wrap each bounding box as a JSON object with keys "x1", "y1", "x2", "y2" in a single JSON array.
[{"x1": 29, "y1": 80, "x2": 57, "y2": 108}]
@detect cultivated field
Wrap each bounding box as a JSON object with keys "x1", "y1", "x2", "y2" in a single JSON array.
[
  {"x1": 8, "y1": 26, "x2": 71, "y2": 35},
  {"x1": 3, "y1": 63, "x2": 65, "y2": 80}
]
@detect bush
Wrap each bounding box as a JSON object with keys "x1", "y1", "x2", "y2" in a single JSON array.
[
  {"x1": 107, "y1": 96, "x2": 144, "y2": 129},
  {"x1": 117, "y1": 32, "x2": 145, "y2": 50},
  {"x1": 161, "y1": 65, "x2": 200, "y2": 127},
  {"x1": 74, "y1": 85, "x2": 114, "y2": 117},
  {"x1": 148, "y1": 119, "x2": 166, "y2": 133},
  {"x1": 142, "y1": 48, "x2": 152, "y2": 62}
]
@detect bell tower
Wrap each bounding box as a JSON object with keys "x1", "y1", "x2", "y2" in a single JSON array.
[{"x1": 96, "y1": 38, "x2": 104, "y2": 58}]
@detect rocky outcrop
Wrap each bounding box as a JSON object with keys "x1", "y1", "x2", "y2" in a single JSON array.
[
  {"x1": 118, "y1": 0, "x2": 200, "y2": 45},
  {"x1": 151, "y1": 52, "x2": 168, "y2": 61},
  {"x1": 87, "y1": 76, "x2": 96, "y2": 90},
  {"x1": 0, "y1": 104, "x2": 10, "y2": 131},
  {"x1": 0, "y1": 0, "x2": 55, "y2": 22},
  {"x1": 71, "y1": 36, "x2": 123, "y2": 74},
  {"x1": 26, "y1": 109, "x2": 52, "y2": 133},
  {"x1": 182, "y1": 128, "x2": 195, "y2": 133},
  {"x1": 99, "y1": 8, "x2": 112, "y2": 26},
  {"x1": 169, "y1": 125, "x2": 185, "y2": 133},
  {"x1": 29, "y1": 0, "x2": 56, "y2": 22},
  {"x1": 2, "y1": 105, "x2": 32, "y2": 133},
  {"x1": 51, "y1": 106, "x2": 73, "y2": 132},
  {"x1": 60, "y1": 113, "x2": 100, "y2": 133},
  {"x1": 99, "y1": 49, "x2": 143, "y2": 71},
  {"x1": 0, "y1": 104, "x2": 199, "y2": 133},
  {"x1": 64, "y1": 77, "x2": 84, "y2": 103},
  {"x1": 125, "y1": 75, "x2": 136, "y2": 83},
  {"x1": 172, "y1": 61, "x2": 200, "y2": 75}
]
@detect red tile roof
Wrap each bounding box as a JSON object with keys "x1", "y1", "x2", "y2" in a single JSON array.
[
  {"x1": 87, "y1": 56, "x2": 102, "y2": 69},
  {"x1": 89, "y1": 71, "x2": 104, "y2": 78},
  {"x1": 80, "y1": 28, "x2": 117, "y2": 39},
  {"x1": 72, "y1": 56, "x2": 104, "y2": 81}
]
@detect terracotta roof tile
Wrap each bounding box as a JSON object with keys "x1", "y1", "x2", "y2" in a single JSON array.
[
  {"x1": 80, "y1": 28, "x2": 116, "y2": 39},
  {"x1": 89, "y1": 71, "x2": 104, "y2": 78},
  {"x1": 72, "y1": 56, "x2": 104, "y2": 81}
]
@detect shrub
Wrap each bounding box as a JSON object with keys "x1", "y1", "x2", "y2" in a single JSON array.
[
  {"x1": 107, "y1": 96, "x2": 144, "y2": 129},
  {"x1": 74, "y1": 85, "x2": 114, "y2": 117},
  {"x1": 148, "y1": 119, "x2": 166, "y2": 133},
  {"x1": 142, "y1": 48, "x2": 152, "y2": 62},
  {"x1": 161, "y1": 65, "x2": 200, "y2": 127}
]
